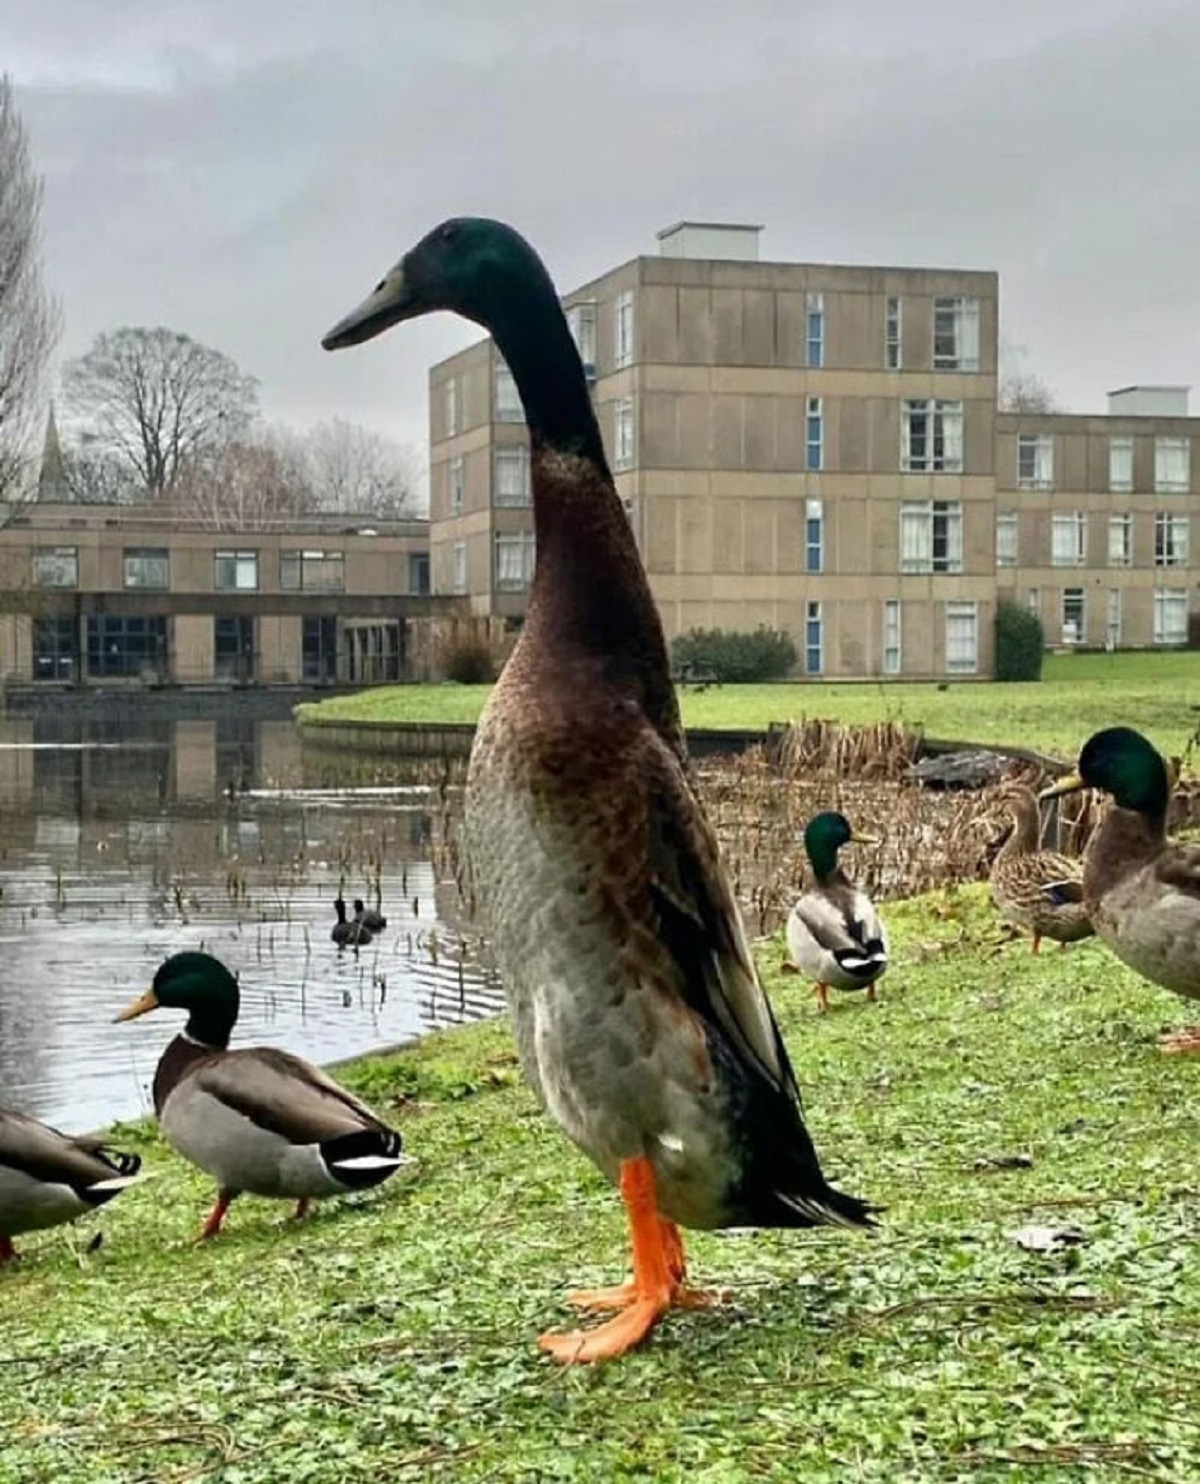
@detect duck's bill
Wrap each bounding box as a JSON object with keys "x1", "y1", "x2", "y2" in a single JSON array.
[
  {"x1": 849, "y1": 832, "x2": 880, "y2": 846},
  {"x1": 1039, "y1": 771, "x2": 1085, "y2": 800},
  {"x1": 114, "y1": 989, "x2": 159, "y2": 1023},
  {"x1": 322, "y1": 266, "x2": 417, "y2": 350}
]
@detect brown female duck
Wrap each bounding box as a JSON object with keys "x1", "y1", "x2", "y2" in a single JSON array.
[
  {"x1": 323, "y1": 218, "x2": 874, "y2": 1363},
  {"x1": 989, "y1": 782, "x2": 1093, "y2": 953}
]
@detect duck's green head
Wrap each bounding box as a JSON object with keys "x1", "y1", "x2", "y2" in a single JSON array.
[
  {"x1": 1040, "y1": 726, "x2": 1169, "y2": 817},
  {"x1": 804, "y1": 812, "x2": 878, "y2": 881},
  {"x1": 115, "y1": 951, "x2": 240, "y2": 1049},
  {"x1": 322, "y1": 217, "x2": 550, "y2": 349}
]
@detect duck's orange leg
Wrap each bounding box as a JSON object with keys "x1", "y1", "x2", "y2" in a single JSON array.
[
  {"x1": 1031, "y1": 934, "x2": 1042, "y2": 955},
  {"x1": 197, "y1": 1189, "x2": 235, "y2": 1240},
  {"x1": 814, "y1": 983, "x2": 830, "y2": 1013},
  {"x1": 567, "y1": 1214, "x2": 726, "y2": 1313},
  {"x1": 541, "y1": 1158, "x2": 674, "y2": 1363}
]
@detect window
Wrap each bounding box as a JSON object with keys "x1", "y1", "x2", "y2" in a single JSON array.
[
  {"x1": 1154, "y1": 587, "x2": 1188, "y2": 645},
  {"x1": 452, "y1": 541, "x2": 467, "y2": 594},
  {"x1": 444, "y1": 377, "x2": 459, "y2": 436},
  {"x1": 805, "y1": 498, "x2": 823, "y2": 574},
  {"x1": 885, "y1": 296, "x2": 902, "y2": 370},
  {"x1": 33, "y1": 546, "x2": 78, "y2": 588},
  {"x1": 805, "y1": 601, "x2": 823, "y2": 675},
  {"x1": 449, "y1": 455, "x2": 464, "y2": 515},
  {"x1": 214, "y1": 616, "x2": 254, "y2": 682},
  {"x1": 1106, "y1": 589, "x2": 1122, "y2": 650},
  {"x1": 1108, "y1": 513, "x2": 1132, "y2": 567},
  {"x1": 279, "y1": 549, "x2": 344, "y2": 592},
  {"x1": 1109, "y1": 436, "x2": 1133, "y2": 493},
  {"x1": 495, "y1": 531, "x2": 536, "y2": 591},
  {"x1": 1028, "y1": 587, "x2": 1040, "y2": 616},
  {"x1": 85, "y1": 614, "x2": 167, "y2": 678},
  {"x1": 302, "y1": 616, "x2": 337, "y2": 682},
  {"x1": 494, "y1": 359, "x2": 523, "y2": 422},
  {"x1": 901, "y1": 400, "x2": 963, "y2": 472},
  {"x1": 1051, "y1": 512, "x2": 1087, "y2": 567},
  {"x1": 567, "y1": 301, "x2": 597, "y2": 379},
  {"x1": 123, "y1": 546, "x2": 169, "y2": 590},
  {"x1": 346, "y1": 621, "x2": 401, "y2": 685},
  {"x1": 615, "y1": 289, "x2": 634, "y2": 368},
  {"x1": 805, "y1": 396, "x2": 823, "y2": 472},
  {"x1": 1155, "y1": 512, "x2": 1189, "y2": 567},
  {"x1": 944, "y1": 601, "x2": 978, "y2": 674},
  {"x1": 614, "y1": 398, "x2": 635, "y2": 470},
  {"x1": 213, "y1": 550, "x2": 258, "y2": 591},
  {"x1": 1017, "y1": 434, "x2": 1054, "y2": 490},
  {"x1": 494, "y1": 446, "x2": 531, "y2": 507},
  {"x1": 1061, "y1": 588, "x2": 1086, "y2": 646},
  {"x1": 933, "y1": 296, "x2": 980, "y2": 371},
  {"x1": 1155, "y1": 437, "x2": 1190, "y2": 493},
  {"x1": 995, "y1": 511, "x2": 1017, "y2": 567},
  {"x1": 900, "y1": 500, "x2": 963, "y2": 573},
  {"x1": 32, "y1": 616, "x2": 77, "y2": 681},
  {"x1": 806, "y1": 291, "x2": 824, "y2": 369},
  {"x1": 408, "y1": 552, "x2": 430, "y2": 596},
  {"x1": 882, "y1": 599, "x2": 901, "y2": 675}
]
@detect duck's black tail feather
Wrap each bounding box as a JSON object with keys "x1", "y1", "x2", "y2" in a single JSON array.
[{"x1": 321, "y1": 1128, "x2": 406, "y2": 1190}]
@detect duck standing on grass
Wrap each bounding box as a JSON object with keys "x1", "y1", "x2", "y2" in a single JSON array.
[
  {"x1": 1042, "y1": 727, "x2": 1200, "y2": 1053},
  {"x1": 116, "y1": 952, "x2": 405, "y2": 1236},
  {"x1": 785, "y1": 812, "x2": 889, "y2": 1011},
  {"x1": 0, "y1": 1108, "x2": 142, "y2": 1261},
  {"x1": 988, "y1": 782, "x2": 1093, "y2": 954},
  {"x1": 323, "y1": 217, "x2": 874, "y2": 1364}
]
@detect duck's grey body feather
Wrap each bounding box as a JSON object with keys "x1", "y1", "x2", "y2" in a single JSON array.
[
  {"x1": 0, "y1": 1107, "x2": 141, "y2": 1239},
  {"x1": 786, "y1": 877, "x2": 889, "y2": 993}
]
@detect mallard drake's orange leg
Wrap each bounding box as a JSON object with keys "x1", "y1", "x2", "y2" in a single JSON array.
[
  {"x1": 1159, "y1": 1026, "x2": 1200, "y2": 1055},
  {"x1": 866, "y1": 984, "x2": 878, "y2": 1003},
  {"x1": 0, "y1": 1235, "x2": 17, "y2": 1262},
  {"x1": 293, "y1": 1198, "x2": 311, "y2": 1221},
  {"x1": 541, "y1": 1158, "x2": 676, "y2": 1363},
  {"x1": 1031, "y1": 934, "x2": 1042, "y2": 955},
  {"x1": 814, "y1": 983, "x2": 831, "y2": 1013},
  {"x1": 198, "y1": 1189, "x2": 236, "y2": 1240}
]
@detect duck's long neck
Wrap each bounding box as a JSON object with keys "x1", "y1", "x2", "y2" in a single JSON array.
[
  {"x1": 153, "y1": 1032, "x2": 221, "y2": 1116},
  {"x1": 490, "y1": 284, "x2": 680, "y2": 747},
  {"x1": 997, "y1": 790, "x2": 1041, "y2": 859},
  {"x1": 1083, "y1": 802, "x2": 1166, "y2": 898}
]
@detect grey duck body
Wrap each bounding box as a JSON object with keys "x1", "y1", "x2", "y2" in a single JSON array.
[{"x1": 0, "y1": 1107, "x2": 141, "y2": 1245}]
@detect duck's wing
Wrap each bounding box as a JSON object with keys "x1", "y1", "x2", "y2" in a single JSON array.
[
  {"x1": 191, "y1": 1049, "x2": 390, "y2": 1146},
  {"x1": 0, "y1": 1107, "x2": 141, "y2": 1191},
  {"x1": 1153, "y1": 841, "x2": 1200, "y2": 900}
]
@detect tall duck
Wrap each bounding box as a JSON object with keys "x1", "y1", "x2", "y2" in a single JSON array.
[
  {"x1": 0, "y1": 1108, "x2": 142, "y2": 1260},
  {"x1": 1042, "y1": 727, "x2": 1200, "y2": 1052},
  {"x1": 324, "y1": 218, "x2": 874, "y2": 1363},
  {"x1": 117, "y1": 952, "x2": 404, "y2": 1236}
]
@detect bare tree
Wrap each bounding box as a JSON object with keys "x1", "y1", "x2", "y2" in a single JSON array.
[
  {"x1": 60, "y1": 445, "x2": 143, "y2": 504},
  {"x1": 999, "y1": 340, "x2": 1059, "y2": 413},
  {"x1": 63, "y1": 327, "x2": 258, "y2": 495},
  {"x1": 285, "y1": 417, "x2": 420, "y2": 517},
  {"x1": 0, "y1": 76, "x2": 61, "y2": 513},
  {"x1": 172, "y1": 439, "x2": 313, "y2": 531}
]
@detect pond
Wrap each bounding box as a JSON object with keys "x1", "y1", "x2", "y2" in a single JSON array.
[{"x1": 0, "y1": 696, "x2": 499, "y2": 1132}]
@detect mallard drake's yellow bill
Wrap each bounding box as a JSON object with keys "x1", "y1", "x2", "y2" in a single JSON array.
[
  {"x1": 849, "y1": 832, "x2": 880, "y2": 846},
  {"x1": 1039, "y1": 772, "x2": 1085, "y2": 801},
  {"x1": 114, "y1": 988, "x2": 160, "y2": 1023}
]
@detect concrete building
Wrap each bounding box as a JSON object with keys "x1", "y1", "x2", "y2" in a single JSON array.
[
  {"x1": 427, "y1": 222, "x2": 1200, "y2": 677},
  {"x1": 0, "y1": 501, "x2": 460, "y2": 689}
]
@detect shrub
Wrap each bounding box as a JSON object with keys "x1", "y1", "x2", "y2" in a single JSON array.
[
  {"x1": 671, "y1": 627, "x2": 797, "y2": 684},
  {"x1": 437, "y1": 630, "x2": 499, "y2": 684},
  {"x1": 994, "y1": 599, "x2": 1044, "y2": 682}
]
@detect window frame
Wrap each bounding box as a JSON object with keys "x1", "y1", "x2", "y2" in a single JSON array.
[
  {"x1": 805, "y1": 497, "x2": 823, "y2": 574},
  {"x1": 944, "y1": 600, "x2": 979, "y2": 674},
  {"x1": 901, "y1": 399, "x2": 964, "y2": 473},
  {"x1": 493, "y1": 446, "x2": 531, "y2": 508},
  {"x1": 122, "y1": 546, "x2": 170, "y2": 591},
  {"x1": 885, "y1": 296, "x2": 902, "y2": 370},
  {"x1": 32, "y1": 545, "x2": 79, "y2": 589},
  {"x1": 805, "y1": 600, "x2": 823, "y2": 676},
  {"x1": 805, "y1": 290, "x2": 824, "y2": 369},
  {"x1": 213, "y1": 548, "x2": 259, "y2": 592},
  {"x1": 932, "y1": 296, "x2": 981, "y2": 372},
  {"x1": 614, "y1": 289, "x2": 635, "y2": 369},
  {"x1": 279, "y1": 548, "x2": 344, "y2": 593}
]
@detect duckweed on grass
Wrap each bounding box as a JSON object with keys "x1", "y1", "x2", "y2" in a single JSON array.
[
  {"x1": 3, "y1": 886, "x2": 1200, "y2": 1481},
  {"x1": 295, "y1": 649, "x2": 1200, "y2": 759}
]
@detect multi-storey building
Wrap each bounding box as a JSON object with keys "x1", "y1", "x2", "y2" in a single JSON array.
[
  {"x1": 995, "y1": 387, "x2": 1200, "y2": 650},
  {"x1": 427, "y1": 222, "x2": 1200, "y2": 677}
]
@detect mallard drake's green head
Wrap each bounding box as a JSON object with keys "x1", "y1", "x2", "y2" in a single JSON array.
[
  {"x1": 1041, "y1": 727, "x2": 1169, "y2": 818},
  {"x1": 322, "y1": 217, "x2": 550, "y2": 348},
  {"x1": 803, "y1": 812, "x2": 878, "y2": 882},
  {"x1": 115, "y1": 951, "x2": 240, "y2": 1048}
]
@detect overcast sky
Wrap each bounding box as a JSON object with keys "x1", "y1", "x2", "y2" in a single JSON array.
[{"x1": 10, "y1": 0, "x2": 1200, "y2": 474}]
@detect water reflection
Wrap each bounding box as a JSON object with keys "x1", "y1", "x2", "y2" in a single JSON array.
[{"x1": 0, "y1": 700, "x2": 498, "y2": 1131}]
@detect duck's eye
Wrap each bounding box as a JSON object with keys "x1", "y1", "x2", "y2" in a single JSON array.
[{"x1": 374, "y1": 279, "x2": 387, "y2": 293}]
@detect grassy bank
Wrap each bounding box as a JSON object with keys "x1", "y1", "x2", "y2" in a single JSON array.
[
  {"x1": 4, "y1": 886, "x2": 1200, "y2": 1482},
  {"x1": 295, "y1": 650, "x2": 1200, "y2": 759}
]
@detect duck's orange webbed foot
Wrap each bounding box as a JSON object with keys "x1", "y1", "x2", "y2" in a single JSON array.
[{"x1": 540, "y1": 1161, "x2": 723, "y2": 1363}]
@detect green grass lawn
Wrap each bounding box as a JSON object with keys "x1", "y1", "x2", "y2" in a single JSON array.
[
  {"x1": 5, "y1": 886, "x2": 1200, "y2": 1482},
  {"x1": 295, "y1": 650, "x2": 1200, "y2": 760}
]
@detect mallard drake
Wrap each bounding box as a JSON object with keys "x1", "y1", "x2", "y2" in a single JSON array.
[
  {"x1": 989, "y1": 782, "x2": 1093, "y2": 953},
  {"x1": 0, "y1": 1107, "x2": 142, "y2": 1261},
  {"x1": 324, "y1": 218, "x2": 874, "y2": 1364},
  {"x1": 354, "y1": 898, "x2": 387, "y2": 933},
  {"x1": 784, "y1": 812, "x2": 888, "y2": 1012},
  {"x1": 332, "y1": 895, "x2": 372, "y2": 948},
  {"x1": 1042, "y1": 727, "x2": 1200, "y2": 1053},
  {"x1": 116, "y1": 952, "x2": 404, "y2": 1236}
]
